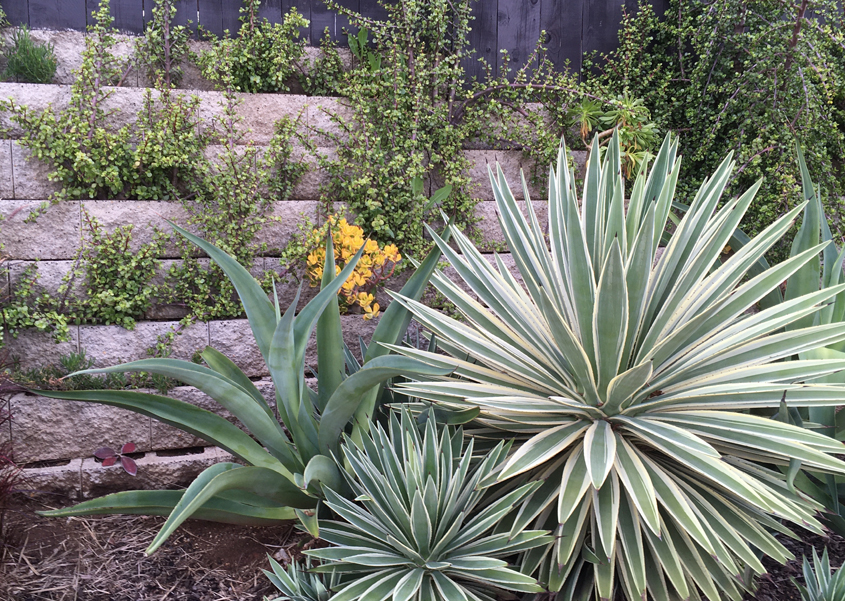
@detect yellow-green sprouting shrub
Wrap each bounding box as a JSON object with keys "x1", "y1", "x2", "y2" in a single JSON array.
[
  {"x1": 0, "y1": 0, "x2": 206, "y2": 204},
  {"x1": 299, "y1": 27, "x2": 345, "y2": 97},
  {"x1": 2, "y1": 26, "x2": 58, "y2": 84},
  {"x1": 585, "y1": 0, "x2": 845, "y2": 260},
  {"x1": 134, "y1": 0, "x2": 191, "y2": 88},
  {"x1": 68, "y1": 210, "x2": 167, "y2": 330},
  {"x1": 312, "y1": 0, "x2": 659, "y2": 258},
  {"x1": 0, "y1": 256, "x2": 69, "y2": 350},
  {"x1": 195, "y1": 0, "x2": 308, "y2": 93}
]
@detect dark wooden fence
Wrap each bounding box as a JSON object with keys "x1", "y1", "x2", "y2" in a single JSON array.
[{"x1": 2, "y1": 0, "x2": 669, "y2": 78}]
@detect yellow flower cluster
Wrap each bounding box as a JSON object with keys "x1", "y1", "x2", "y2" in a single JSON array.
[{"x1": 305, "y1": 216, "x2": 401, "y2": 320}]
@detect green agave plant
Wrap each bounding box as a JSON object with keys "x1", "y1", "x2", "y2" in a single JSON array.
[
  {"x1": 35, "y1": 223, "x2": 452, "y2": 554},
  {"x1": 794, "y1": 547, "x2": 845, "y2": 601},
  {"x1": 299, "y1": 411, "x2": 552, "y2": 601},
  {"x1": 387, "y1": 132, "x2": 845, "y2": 600},
  {"x1": 264, "y1": 558, "x2": 338, "y2": 601}
]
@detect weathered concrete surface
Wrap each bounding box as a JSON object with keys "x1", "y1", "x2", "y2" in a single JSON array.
[
  {"x1": 78, "y1": 320, "x2": 209, "y2": 368},
  {"x1": 0, "y1": 139, "x2": 13, "y2": 199},
  {"x1": 9, "y1": 392, "x2": 152, "y2": 464},
  {"x1": 3, "y1": 325, "x2": 80, "y2": 369},
  {"x1": 258, "y1": 200, "x2": 322, "y2": 252},
  {"x1": 9, "y1": 140, "x2": 62, "y2": 200},
  {"x1": 307, "y1": 96, "x2": 355, "y2": 146},
  {"x1": 82, "y1": 199, "x2": 194, "y2": 258},
  {"x1": 81, "y1": 447, "x2": 237, "y2": 499},
  {"x1": 7, "y1": 259, "x2": 84, "y2": 301},
  {"x1": 19, "y1": 458, "x2": 84, "y2": 501}
]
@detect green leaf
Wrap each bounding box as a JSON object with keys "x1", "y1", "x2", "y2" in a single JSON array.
[
  {"x1": 583, "y1": 420, "x2": 616, "y2": 489},
  {"x1": 317, "y1": 232, "x2": 345, "y2": 412},
  {"x1": 37, "y1": 489, "x2": 296, "y2": 524},
  {"x1": 146, "y1": 463, "x2": 314, "y2": 554}
]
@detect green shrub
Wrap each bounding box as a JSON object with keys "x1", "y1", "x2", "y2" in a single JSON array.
[
  {"x1": 390, "y1": 133, "x2": 845, "y2": 599},
  {"x1": 195, "y1": 0, "x2": 308, "y2": 93},
  {"x1": 588, "y1": 0, "x2": 845, "y2": 260},
  {"x1": 134, "y1": 0, "x2": 191, "y2": 88},
  {"x1": 2, "y1": 26, "x2": 57, "y2": 84}
]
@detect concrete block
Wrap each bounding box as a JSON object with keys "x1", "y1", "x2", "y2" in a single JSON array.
[
  {"x1": 208, "y1": 319, "x2": 265, "y2": 377},
  {"x1": 239, "y1": 93, "x2": 309, "y2": 145},
  {"x1": 19, "y1": 458, "x2": 83, "y2": 502},
  {"x1": 81, "y1": 447, "x2": 236, "y2": 499},
  {"x1": 78, "y1": 320, "x2": 209, "y2": 368},
  {"x1": 3, "y1": 325, "x2": 79, "y2": 371},
  {"x1": 7, "y1": 259, "x2": 82, "y2": 301},
  {"x1": 258, "y1": 200, "x2": 321, "y2": 252},
  {"x1": 9, "y1": 392, "x2": 152, "y2": 463},
  {"x1": 0, "y1": 199, "x2": 79, "y2": 261},
  {"x1": 289, "y1": 147, "x2": 336, "y2": 200},
  {"x1": 307, "y1": 97, "x2": 356, "y2": 146},
  {"x1": 1, "y1": 30, "x2": 83, "y2": 85},
  {"x1": 9, "y1": 140, "x2": 62, "y2": 200},
  {"x1": 0, "y1": 139, "x2": 12, "y2": 199},
  {"x1": 151, "y1": 381, "x2": 277, "y2": 450},
  {"x1": 0, "y1": 83, "x2": 71, "y2": 137},
  {"x1": 81, "y1": 200, "x2": 192, "y2": 258}
]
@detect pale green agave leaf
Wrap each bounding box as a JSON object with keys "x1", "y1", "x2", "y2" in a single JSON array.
[
  {"x1": 306, "y1": 410, "x2": 549, "y2": 601},
  {"x1": 391, "y1": 134, "x2": 845, "y2": 600}
]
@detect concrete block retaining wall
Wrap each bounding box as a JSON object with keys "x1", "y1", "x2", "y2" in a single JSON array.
[{"x1": 0, "y1": 55, "x2": 586, "y2": 495}]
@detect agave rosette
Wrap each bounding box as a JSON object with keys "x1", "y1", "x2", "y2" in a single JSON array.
[
  {"x1": 306, "y1": 412, "x2": 551, "y2": 601},
  {"x1": 388, "y1": 133, "x2": 845, "y2": 600}
]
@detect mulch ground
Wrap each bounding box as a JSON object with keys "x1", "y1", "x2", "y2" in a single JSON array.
[{"x1": 3, "y1": 495, "x2": 844, "y2": 601}]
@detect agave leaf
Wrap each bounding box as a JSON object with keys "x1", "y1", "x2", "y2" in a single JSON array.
[
  {"x1": 66, "y1": 359, "x2": 298, "y2": 473},
  {"x1": 37, "y1": 489, "x2": 296, "y2": 524},
  {"x1": 146, "y1": 463, "x2": 314, "y2": 554},
  {"x1": 317, "y1": 232, "x2": 346, "y2": 411},
  {"x1": 33, "y1": 389, "x2": 280, "y2": 470},
  {"x1": 200, "y1": 346, "x2": 274, "y2": 418}
]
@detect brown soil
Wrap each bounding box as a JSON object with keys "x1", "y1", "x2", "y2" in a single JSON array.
[
  {"x1": 3, "y1": 496, "x2": 844, "y2": 601},
  {"x1": 1, "y1": 496, "x2": 310, "y2": 601}
]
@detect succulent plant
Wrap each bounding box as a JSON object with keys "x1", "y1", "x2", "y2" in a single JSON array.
[
  {"x1": 389, "y1": 132, "x2": 845, "y2": 600},
  {"x1": 302, "y1": 411, "x2": 552, "y2": 601},
  {"x1": 794, "y1": 547, "x2": 845, "y2": 601},
  {"x1": 36, "y1": 222, "x2": 451, "y2": 554}
]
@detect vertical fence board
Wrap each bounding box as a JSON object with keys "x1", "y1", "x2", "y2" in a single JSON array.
[
  {"x1": 583, "y1": 0, "x2": 626, "y2": 56},
  {"x1": 463, "y1": 0, "x2": 497, "y2": 81},
  {"x1": 221, "y1": 0, "x2": 241, "y2": 33},
  {"x1": 541, "y1": 0, "x2": 583, "y2": 73},
  {"x1": 172, "y1": 0, "x2": 198, "y2": 35},
  {"x1": 197, "y1": 0, "x2": 223, "y2": 35},
  {"x1": 258, "y1": 0, "x2": 283, "y2": 24},
  {"x1": 497, "y1": 0, "x2": 540, "y2": 75},
  {"x1": 109, "y1": 0, "x2": 145, "y2": 32},
  {"x1": 359, "y1": 0, "x2": 389, "y2": 23},
  {"x1": 282, "y1": 0, "x2": 310, "y2": 41},
  {"x1": 309, "y1": 0, "x2": 334, "y2": 45},
  {"x1": 335, "y1": 0, "x2": 359, "y2": 45},
  {"x1": 29, "y1": 0, "x2": 86, "y2": 30},
  {"x1": 5, "y1": 0, "x2": 30, "y2": 26}
]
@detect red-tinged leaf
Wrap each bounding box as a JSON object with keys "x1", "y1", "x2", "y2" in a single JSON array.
[
  {"x1": 121, "y1": 442, "x2": 137, "y2": 454},
  {"x1": 94, "y1": 447, "x2": 115, "y2": 459},
  {"x1": 121, "y1": 456, "x2": 138, "y2": 476},
  {"x1": 102, "y1": 456, "x2": 117, "y2": 467}
]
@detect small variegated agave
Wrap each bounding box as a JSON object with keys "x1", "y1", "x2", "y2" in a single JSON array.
[
  {"x1": 390, "y1": 133, "x2": 845, "y2": 600},
  {"x1": 304, "y1": 412, "x2": 552, "y2": 601}
]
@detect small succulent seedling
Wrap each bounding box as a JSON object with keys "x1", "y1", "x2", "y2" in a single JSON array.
[{"x1": 93, "y1": 443, "x2": 138, "y2": 476}]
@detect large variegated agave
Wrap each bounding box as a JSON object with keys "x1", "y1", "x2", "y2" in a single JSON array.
[{"x1": 390, "y1": 132, "x2": 845, "y2": 600}]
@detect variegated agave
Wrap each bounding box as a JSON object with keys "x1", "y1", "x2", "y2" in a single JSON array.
[
  {"x1": 389, "y1": 132, "x2": 845, "y2": 600},
  {"x1": 304, "y1": 412, "x2": 552, "y2": 601},
  {"x1": 264, "y1": 558, "x2": 338, "y2": 601}
]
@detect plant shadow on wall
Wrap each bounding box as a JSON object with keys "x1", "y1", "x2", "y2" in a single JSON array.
[{"x1": 586, "y1": 0, "x2": 845, "y2": 261}]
